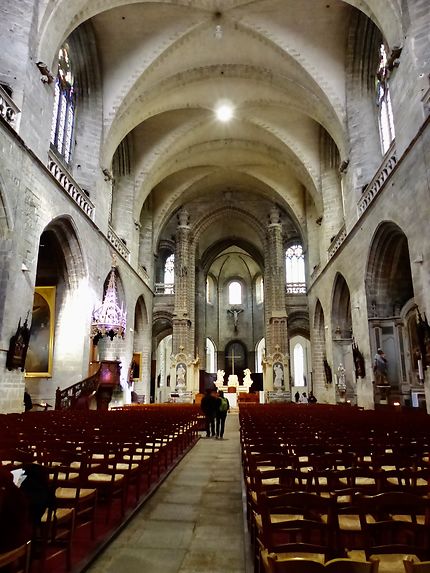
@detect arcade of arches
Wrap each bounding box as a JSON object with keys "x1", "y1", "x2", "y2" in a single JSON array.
[{"x1": 0, "y1": 0, "x2": 429, "y2": 414}]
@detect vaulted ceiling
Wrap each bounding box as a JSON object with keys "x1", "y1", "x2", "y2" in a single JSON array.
[{"x1": 36, "y1": 0, "x2": 401, "y2": 260}]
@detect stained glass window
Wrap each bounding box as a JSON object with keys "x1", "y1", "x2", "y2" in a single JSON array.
[
  {"x1": 285, "y1": 244, "x2": 306, "y2": 293},
  {"x1": 376, "y1": 44, "x2": 395, "y2": 154},
  {"x1": 50, "y1": 45, "x2": 75, "y2": 163}
]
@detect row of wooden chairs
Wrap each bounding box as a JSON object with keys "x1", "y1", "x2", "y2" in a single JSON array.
[
  {"x1": 0, "y1": 405, "x2": 200, "y2": 572},
  {"x1": 240, "y1": 404, "x2": 430, "y2": 573}
]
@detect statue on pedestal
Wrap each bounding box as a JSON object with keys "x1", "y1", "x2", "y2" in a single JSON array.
[
  {"x1": 215, "y1": 369, "x2": 225, "y2": 389},
  {"x1": 243, "y1": 368, "x2": 252, "y2": 390},
  {"x1": 273, "y1": 362, "x2": 284, "y2": 391}
]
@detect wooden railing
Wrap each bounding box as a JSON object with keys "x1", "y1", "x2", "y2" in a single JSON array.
[{"x1": 55, "y1": 360, "x2": 121, "y2": 410}]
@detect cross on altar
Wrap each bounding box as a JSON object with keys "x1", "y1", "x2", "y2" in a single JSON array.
[{"x1": 229, "y1": 347, "x2": 236, "y2": 375}]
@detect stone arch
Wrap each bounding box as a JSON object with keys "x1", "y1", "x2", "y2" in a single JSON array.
[
  {"x1": 312, "y1": 299, "x2": 329, "y2": 392},
  {"x1": 331, "y1": 273, "x2": 355, "y2": 401},
  {"x1": 345, "y1": 11, "x2": 384, "y2": 197},
  {"x1": 365, "y1": 221, "x2": 414, "y2": 318},
  {"x1": 288, "y1": 310, "x2": 310, "y2": 339},
  {"x1": 26, "y1": 216, "x2": 87, "y2": 403},
  {"x1": 132, "y1": 294, "x2": 150, "y2": 399},
  {"x1": 332, "y1": 273, "x2": 352, "y2": 339}
]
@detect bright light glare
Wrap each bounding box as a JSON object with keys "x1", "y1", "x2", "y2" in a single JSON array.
[{"x1": 215, "y1": 104, "x2": 233, "y2": 122}]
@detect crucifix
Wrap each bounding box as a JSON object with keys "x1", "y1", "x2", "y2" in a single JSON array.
[
  {"x1": 229, "y1": 346, "x2": 236, "y2": 375},
  {"x1": 227, "y1": 308, "x2": 243, "y2": 333}
]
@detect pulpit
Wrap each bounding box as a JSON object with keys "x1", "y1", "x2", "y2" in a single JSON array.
[
  {"x1": 55, "y1": 360, "x2": 121, "y2": 410},
  {"x1": 96, "y1": 360, "x2": 121, "y2": 410}
]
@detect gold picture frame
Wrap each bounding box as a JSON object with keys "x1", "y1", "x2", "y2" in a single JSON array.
[{"x1": 25, "y1": 286, "x2": 56, "y2": 378}]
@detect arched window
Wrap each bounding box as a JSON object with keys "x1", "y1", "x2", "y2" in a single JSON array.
[
  {"x1": 256, "y1": 275, "x2": 264, "y2": 304},
  {"x1": 50, "y1": 45, "x2": 76, "y2": 163},
  {"x1": 376, "y1": 44, "x2": 395, "y2": 154},
  {"x1": 164, "y1": 254, "x2": 174, "y2": 294},
  {"x1": 206, "y1": 338, "x2": 216, "y2": 373},
  {"x1": 228, "y1": 281, "x2": 242, "y2": 304},
  {"x1": 293, "y1": 343, "x2": 305, "y2": 386},
  {"x1": 285, "y1": 244, "x2": 306, "y2": 293}
]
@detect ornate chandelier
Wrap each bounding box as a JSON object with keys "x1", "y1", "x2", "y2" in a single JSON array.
[{"x1": 91, "y1": 266, "x2": 127, "y2": 345}]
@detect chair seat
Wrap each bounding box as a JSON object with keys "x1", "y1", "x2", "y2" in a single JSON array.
[
  {"x1": 88, "y1": 472, "x2": 124, "y2": 482},
  {"x1": 41, "y1": 507, "x2": 74, "y2": 523},
  {"x1": 110, "y1": 462, "x2": 139, "y2": 471},
  {"x1": 56, "y1": 487, "x2": 97, "y2": 499},
  {"x1": 348, "y1": 550, "x2": 418, "y2": 573}
]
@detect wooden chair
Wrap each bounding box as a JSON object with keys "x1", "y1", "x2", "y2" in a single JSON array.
[
  {"x1": 85, "y1": 444, "x2": 127, "y2": 524},
  {"x1": 404, "y1": 556, "x2": 430, "y2": 573},
  {"x1": 0, "y1": 541, "x2": 31, "y2": 573},
  {"x1": 50, "y1": 462, "x2": 98, "y2": 539},
  {"x1": 33, "y1": 506, "x2": 75, "y2": 572},
  {"x1": 255, "y1": 492, "x2": 338, "y2": 572},
  {"x1": 356, "y1": 492, "x2": 430, "y2": 570},
  {"x1": 261, "y1": 550, "x2": 379, "y2": 573}
]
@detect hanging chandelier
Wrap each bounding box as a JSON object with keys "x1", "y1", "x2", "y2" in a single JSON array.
[{"x1": 91, "y1": 266, "x2": 127, "y2": 344}]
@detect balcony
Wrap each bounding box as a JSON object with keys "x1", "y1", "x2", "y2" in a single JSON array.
[
  {"x1": 48, "y1": 150, "x2": 95, "y2": 220},
  {"x1": 155, "y1": 283, "x2": 175, "y2": 295},
  {"x1": 0, "y1": 85, "x2": 20, "y2": 126},
  {"x1": 107, "y1": 225, "x2": 130, "y2": 262},
  {"x1": 357, "y1": 142, "x2": 397, "y2": 216}
]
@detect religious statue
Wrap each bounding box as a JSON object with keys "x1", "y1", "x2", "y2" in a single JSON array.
[
  {"x1": 227, "y1": 308, "x2": 243, "y2": 332},
  {"x1": 215, "y1": 369, "x2": 225, "y2": 389},
  {"x1": 373, "y1": 348, "x2": 389, "y2": 385},
  {"x1": 337, "y1": 364, "x2": 347, "y2": 402},
  {"x1": 273, "y1": 362, "x2": 284, "y2": 391},
  {"x1": 176, "y1": 363, "x2": 186, "y2": 391},
  {"x1": 243, "y1": 368, "x2": 252, "y2": 389}
]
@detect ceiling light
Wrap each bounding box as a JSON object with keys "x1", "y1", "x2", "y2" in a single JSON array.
[{"x1": 215, "y1": 103, "x2": 233, "y2": 122}]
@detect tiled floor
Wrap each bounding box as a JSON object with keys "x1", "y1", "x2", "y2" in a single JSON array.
[{"x1": 86, "y1": 413, "x2": 252, "y2": 573}]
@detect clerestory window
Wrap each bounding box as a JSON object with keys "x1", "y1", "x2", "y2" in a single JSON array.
[
  {"x1": 228, "y1": 281, "x2": 242, "y2": 305},
  {"x1": 285, "y1": 244, "x2": 306, "y2": 293},
  {"x1": 376, "y1": 44, "x2": 395, "y2": 155},
  {"x1": 50, "y1": 45, "x2": 76, "y2": 163}
]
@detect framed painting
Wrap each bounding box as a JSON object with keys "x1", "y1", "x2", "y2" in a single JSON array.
[
  {"x1": 132, "y1": 352, "x2": 142, "y2": 380},
  {"x1": 25, "y1": 286, "x2": 56, "y2": 378}
]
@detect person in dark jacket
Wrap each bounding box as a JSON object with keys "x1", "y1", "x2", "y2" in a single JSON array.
[
  {"x1": 200, "y1": 389, "x2": 218, "y2": 438},
  {"x1": 215, "y1": 390, "x2": 230, "y2": 439},
  {"x1": 0, "y1": 468, "x2": 31, "y2": 553}
]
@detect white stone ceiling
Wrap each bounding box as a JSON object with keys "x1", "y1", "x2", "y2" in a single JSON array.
[{"x1": 36, "y1": 0, "x2": 402, "y2": 252}]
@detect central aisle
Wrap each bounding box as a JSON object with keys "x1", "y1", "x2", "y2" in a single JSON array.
[{"x1": 86, "y1": 412, "x2": 252, "y2": 573}]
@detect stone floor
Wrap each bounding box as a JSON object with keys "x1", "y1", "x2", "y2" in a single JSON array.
[{"x1": 86, "y1": 413, "x2": 253, "y2": 573}]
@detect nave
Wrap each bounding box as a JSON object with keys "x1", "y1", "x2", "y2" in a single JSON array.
[{"x1": 86, "y1": 413, "x2": 252, "y2": 573}]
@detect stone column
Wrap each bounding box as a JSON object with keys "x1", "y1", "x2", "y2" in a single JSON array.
[
  {"x1": 171, "y1": 209, "x2": 199, "y2": 393},
  {"x1": 264, "y1": 206, "x2": 290, "y2": 394},
  {"x1": 265, "y1": 206, "x2": 288, "y2": 353},
  {"x1": 172, "y1": 208, "x2": 192, "y2": 354}
]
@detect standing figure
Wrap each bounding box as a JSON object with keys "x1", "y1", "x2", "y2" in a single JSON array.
[
  {"x1": 200, "y1": 389, "x2": 218, "y2": 438},
  {"x1": 308, "y1": 391, "x2": 317, "y2": 404},
  {"x1": 373, "y1": 348, "x2": 389, "y2": 385},
  {"x1": 23, "y1": 389, "x2": 33, "y2": 412},
  {"x1": 299, "y1": 392, "x2": 307, "y2": 403},
  {"x1": 215, "y1": 390, "x2": 230, "y2": 439},
  {"x1": 176, "y1": 363, "x2": 186, "y2": 390},
  {"x1": 273, "y1": 363, "x2": 284, "y2": 390},
  {"x1": 243, "y1": 368, "x2": 252, "y2": 389}
]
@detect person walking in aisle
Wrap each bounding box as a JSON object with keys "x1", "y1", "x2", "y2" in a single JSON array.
[
  {"x1": 215, "y1": 390, "x2": 230, "y2": 439},
  {"x1": 200, "y1": 388, "x2": 218, "y2": 437}
]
